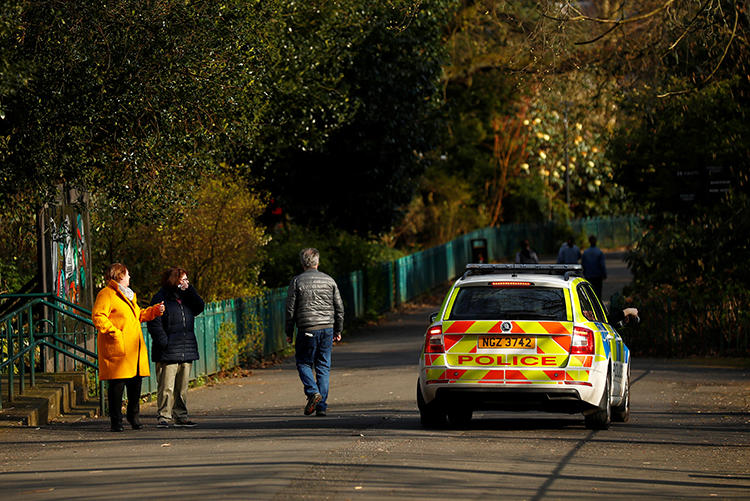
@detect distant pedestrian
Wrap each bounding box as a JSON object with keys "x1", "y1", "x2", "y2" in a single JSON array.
[
  {"x1": 92, "y1": 263, "x2": 165, "y2": 432},
  {"x1": 285, "y1": 248, "x2": 344, "y2": 417},
  {"x1": 581, "y1": 236, "x2": 607, "y2": 300},
  {"x1": 147, "y1": 267, "x2": 205, "y2": 428},
  {"x1": 515, "y1": 239, "x2": 540, "y2": 264},
  {"x1": 557, "y1": 236, "x2": 581, "y2": 264}
]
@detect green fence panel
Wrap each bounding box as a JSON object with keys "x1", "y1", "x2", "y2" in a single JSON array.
[
  {"x1": 3, "y1": 216, "x2": 645, "y2": 402},
  {"x1": 339, "y1": 270, "x2": 365, "y2": 321},
  {"x1": 125, "y1": 216, "x2": 642, "y2": 398}
]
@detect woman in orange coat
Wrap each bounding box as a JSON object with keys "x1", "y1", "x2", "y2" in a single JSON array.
[{"x1": 93, "y1": 263, "x2": 165, "y2": 432}]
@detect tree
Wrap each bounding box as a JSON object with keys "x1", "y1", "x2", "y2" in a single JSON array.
[
  {"x1": 400, "y1": 1, "x2": 565, "y2": 242},
  {"x1": 2, "y1": 1, "x2": 236, "y2": 218},
  {"x1": 252, "y1": 0, "x2": 456, "y2": 235},
  {"x1": 0, "y1": 0, "x2": 392, "y2": 221},
  {"x1": 526, "y1": 1, "x2": 750, "y2": 355},
  {"x1": 91, "y1": 172, "x2": 268, "y2": 302}
]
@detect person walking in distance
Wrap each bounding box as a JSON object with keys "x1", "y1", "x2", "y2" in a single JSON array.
[
  {"x1": 147, "y1": 267, "x2": 205, "y2": 428},
  {"x1": 286, "y1": 248, "x2": 344, "y2": 417},
  {"x1": 515, "y1": 239, "x2": 540, "y2": 264},
  {"x1": 557, "y1": 236, "x2": 581, "y2": 264},
  {"x1": 581, "y1": 235, "x2": 607, "y2": 301}
]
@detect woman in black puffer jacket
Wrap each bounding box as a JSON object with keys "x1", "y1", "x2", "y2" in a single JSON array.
[{"x1": 147, "y1": 267, "x2": 205, "y2": 427}]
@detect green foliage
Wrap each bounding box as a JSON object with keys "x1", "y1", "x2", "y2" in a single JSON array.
[
  {"x1": 624, "y1": 194, "x2": 750, "y2": 356},
  {"x1": 439, "y1": 69, "x2": 525, "y2": 225},
  {"x1": 4, "y1": 0, "x2": 437, "y2": 224},
  {"x1": 90, "y1": 171, "x2": 269, "y2": 302},
  {"x1": 217, "y1": 315, "x2": 266, "y2": 371},
  {"x1": 501, "y1": 175, "x2": 552, "y2": 224},
  {"x1": 255, "y1": 0, "x2": 456, "y2": 235},
  {"x1": 402, "y1": 1, "x2": 632, "y2": 246},
  {"x1": 216, "y1": 321, "x2": 241, "y2": 371},
  {"x1": 390, "y1": 164, "x2": 490, "y2": 250},
  {"x1": 240, "y1": 311, "x2": 266, "y2": 366},
  {"x1": 610, "y1": 77, "x2": 750, "y2": 214},
  {"x1": 261, "y1": 224, "x2": 404, "y2": 288},
  {"x1": 1, "y1": 0, "x2": 242, "y2": 217},
  {"x1": 521, "y1": 90, "x2": 628, "y2": 218},
  {"x1": 0, "y1": 195, "x2": 37, "y2": 293}
]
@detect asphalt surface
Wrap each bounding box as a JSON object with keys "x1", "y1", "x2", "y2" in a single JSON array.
[{"x1": 1, "y1": 254, "x2": 748, "y2": 500}]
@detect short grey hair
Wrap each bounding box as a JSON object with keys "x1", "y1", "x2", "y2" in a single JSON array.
[{"x1": 300, "y1": 248, "x2": 320, "y2": 269}]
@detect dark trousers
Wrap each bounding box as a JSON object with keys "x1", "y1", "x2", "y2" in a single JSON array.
[
  {"x1": 588, "y1": 277, "x2": 604, "y2": 302},
  {"x1": 108, "y1": 376, "x2": 142, "y2": 425}
]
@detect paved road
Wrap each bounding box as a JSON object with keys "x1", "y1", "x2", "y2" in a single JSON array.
[{"x1": 1, "y1": 255, "x2": 749, "y2": 500}]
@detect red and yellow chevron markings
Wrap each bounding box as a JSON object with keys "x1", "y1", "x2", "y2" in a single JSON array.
[
  {"x1": 424, "y1": 319, "x2": 595, "y2": 385},
  {"x1": 436, "y1": 320, "x2": 573, "y2": 367},
  {"x1": 424, "y1": 367, "x2": 591, "y2": 385},
  {"x1": 446, "y1": 354, "x2": 563, "y2": 367},
  {"x1": 568, "y1": 355, "x2": 594, "y2": 368}
]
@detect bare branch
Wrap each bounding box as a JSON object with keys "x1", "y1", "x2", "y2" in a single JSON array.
[
  {"x1": 657, "y1": 3, "x2": 741, "y2": 98},
  {"x1": 574, "y1": 19, "x2": 622, "y2": 45},
  {"x1": 544, "y1": 0, "x2": 677, "y2": 25},
  {"x1": 665, "y1": 0, "x2": 712, "y2": 52},
  {"x1": 704, "y1": 4, "x2": 739, "y2": 83}
]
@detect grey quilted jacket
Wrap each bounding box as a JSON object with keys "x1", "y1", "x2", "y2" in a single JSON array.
[{"x1": 285, "y1": 268, "x2": 344, "y2": 336}]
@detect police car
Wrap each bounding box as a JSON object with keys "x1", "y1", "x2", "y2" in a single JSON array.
[{"x1": 417, "y1": 264, "x2": 630, "y2": 429}]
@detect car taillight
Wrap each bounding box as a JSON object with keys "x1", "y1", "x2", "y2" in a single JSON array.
[
  {"x1": 424, "y1": 325, "x2": 444, "y2": 353},
  {"x1": 571, "y1": 326, "x2": 595, "y2": 354}
]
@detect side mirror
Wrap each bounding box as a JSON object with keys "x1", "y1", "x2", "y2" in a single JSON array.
[{"x1": 429, "y1": 312, "x2": 438, "y2": 323}]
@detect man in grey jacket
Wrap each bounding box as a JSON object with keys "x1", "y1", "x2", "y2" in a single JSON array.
[{"x1": 286, "y1": 248, "x2": 344, "y2": 416}]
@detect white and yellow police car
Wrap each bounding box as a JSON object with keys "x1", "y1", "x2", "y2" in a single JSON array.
[{"x1": 417, "y1": 264, "x2": 630, "y2": 429}]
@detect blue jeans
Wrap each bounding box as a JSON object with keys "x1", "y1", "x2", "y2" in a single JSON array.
[{"x1": 295, "y1": 328, "x2": 333, "y2": 411}]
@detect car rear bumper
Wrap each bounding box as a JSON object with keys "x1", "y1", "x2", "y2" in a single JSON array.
[{"x1": 432, "y1": 385, "x2": 595, "y2": 414}]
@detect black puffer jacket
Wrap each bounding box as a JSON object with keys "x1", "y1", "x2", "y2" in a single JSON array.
[
  {"x1": 147, "y1": 284, "x2": 205, "y2": 363},
  {"x1": 285, "y1": 268, "x2": 344, "y2": 336}
]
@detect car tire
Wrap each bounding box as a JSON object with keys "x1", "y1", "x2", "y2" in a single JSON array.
[
  {"x1": 417, "y1": 381, "x2": 446, "y2": 429},
  {"x1": 447, "y1": 407, "x2": 473, "y2": 428},
  {"x1": 612, "y1": 368, "x2": 631, "y2": 423},
  {"x1": 584, "y1": 371, "x2": 611, "y2": 430}
]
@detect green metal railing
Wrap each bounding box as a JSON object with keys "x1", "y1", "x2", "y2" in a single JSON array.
[
  {"x1": 1, "y1": 216, "x2": 643, "y2": 405},
  {"x1": 0, "y1": 293, "x2": 102, "y2": 412}
]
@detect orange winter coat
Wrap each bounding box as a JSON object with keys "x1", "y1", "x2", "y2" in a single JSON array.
[{"x1": 93, "y1": 280, "x2": 163, "y2": 380}]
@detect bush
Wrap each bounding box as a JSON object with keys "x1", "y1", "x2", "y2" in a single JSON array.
[
  {"x1": 260, "y1": 223, "x2": 404, "y2": 289},
  {"x1": 625, "y1": 194, "x2": 750, "y2": 356}
]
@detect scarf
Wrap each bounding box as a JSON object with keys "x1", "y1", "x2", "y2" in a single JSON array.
[{"x1": 117, "y1": 283, "x2": 135, "y2": 302}]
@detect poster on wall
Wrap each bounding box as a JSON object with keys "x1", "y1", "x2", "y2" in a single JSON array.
[{"x1": 46, "y1": 187, "x2": 93, "y2": 312}]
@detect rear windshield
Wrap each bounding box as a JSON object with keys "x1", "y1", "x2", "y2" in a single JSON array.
[{"x1": 448, "y1": 286, "x2": 568, "y2": 321}]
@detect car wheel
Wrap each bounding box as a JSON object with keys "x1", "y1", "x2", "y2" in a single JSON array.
[
  {"x1": 612, "y1": 368, "x2": 631, "y2": 423},
  {"x1": 447, "y1": 407, "x2": 473, "y2": 428},
  {"x1": 417, "y1": 381, "x2": 446, "y2": 429},
  {"x1": 584, "y1": 371, "x2": 611, "y2": 430}
]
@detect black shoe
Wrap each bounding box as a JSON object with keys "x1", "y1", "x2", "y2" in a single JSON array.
[
  {"x1": 111, "y1": 423, "x2": 124, "y2": 432},
  {"x1": 304, "y1": 393, "x2": 322, "y2": 415},
  {"x1": 315, "y1": 410, "x2": 327, "y2": 417},
  {"x1": 174, "y1": 419, "x2": 197, "y2": 428},
  {"x1": 130, "y1": 422, "x2": 144, "y2": 430}
]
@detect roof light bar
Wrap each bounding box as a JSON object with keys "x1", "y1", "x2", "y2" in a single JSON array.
[{"x1": 463, "y1": 263, "x2": 582, "y2": 280}]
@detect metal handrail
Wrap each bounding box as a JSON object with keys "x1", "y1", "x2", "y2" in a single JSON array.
[
  {"x1": 0, "y1": 293, "x2": 100, "y2": 414},
  {"x1": 0, "y1": 294, "x2": 93, "y2": 320}
]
